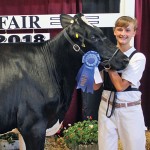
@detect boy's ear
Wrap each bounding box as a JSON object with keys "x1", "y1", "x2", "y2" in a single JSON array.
[{"x1": 133, "y1": 31, "x2": 136, "y2": 37}]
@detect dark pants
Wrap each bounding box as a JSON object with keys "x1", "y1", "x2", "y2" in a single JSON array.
[{"x1": 82, "y1": 87, "x2": 103, "y2": 120}]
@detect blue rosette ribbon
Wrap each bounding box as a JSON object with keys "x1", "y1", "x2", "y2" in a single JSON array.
[{"x1": 76, "y1": 51, "x2": 101, "y2": 93}]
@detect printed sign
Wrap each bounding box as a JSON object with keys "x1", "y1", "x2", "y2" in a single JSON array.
[
  {"x1": 0, "y1": 33, "x2": 50, "y2": 43},
  {"x1": 0, "y1": 14, "x2": 121, "y2": 30}
]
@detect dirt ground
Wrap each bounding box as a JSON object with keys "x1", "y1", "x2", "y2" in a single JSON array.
[
  {"x1": 44, "y1": 131, "x2": 150, "y2": 150},
  {"x1": 44, "y1": 136, "x2": 69, "y2": 150}
]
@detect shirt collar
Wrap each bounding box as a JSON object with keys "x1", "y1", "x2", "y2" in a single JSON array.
[{"x1": 123, "y1": 47, "x2": 136, "y2": 57}]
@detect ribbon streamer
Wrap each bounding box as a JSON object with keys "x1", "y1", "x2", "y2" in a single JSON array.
[{"x1": 76, "y1": 51, "x2": 101, "y2": 93}]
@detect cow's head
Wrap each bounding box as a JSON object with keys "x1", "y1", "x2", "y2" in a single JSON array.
[{"x1": 60, "y1": 13, "x2": 129, "y2": 71}]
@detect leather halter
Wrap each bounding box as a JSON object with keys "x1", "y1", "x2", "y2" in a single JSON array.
[
  {"x1": 100, "y1": 49, "x2": 120, "y2": 69},
  {"x1": 63, "y1": 29, "x2": 121, "y2": 70},
  {"x1": 63, "y1": 29, "x2": 84, "y2": 55}
]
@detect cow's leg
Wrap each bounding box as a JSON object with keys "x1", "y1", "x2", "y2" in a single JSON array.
[
  {"x1": 20, "y1": 121, "x2": 47, "y2": 150},
  {"x1": 12, "y1": 128, "x2": 26, "y2": 150}
]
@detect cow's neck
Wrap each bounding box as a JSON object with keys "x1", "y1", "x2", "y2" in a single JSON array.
[
  {"x1": 63, "y1": 29, "x2": 84, "y2": 55},
  {"x1": 45, "y1": 30, "x2": 82, "y2": 96}
]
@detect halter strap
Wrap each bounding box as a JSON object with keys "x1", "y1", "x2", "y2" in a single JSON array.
[
  {"x1": 101, "y1": 49, "x2": 119, "y2": 69},
  {"x1": 63, "y1": 29, "x2": 84, "y2": 55}
]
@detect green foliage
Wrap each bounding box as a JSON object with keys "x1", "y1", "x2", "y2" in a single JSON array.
[
  {"x1": 0, "y1": 132, "x2": 18, "y2": 144},
  {"x1": 63, "y1": 119, "x2": 98, "y2": 148}
]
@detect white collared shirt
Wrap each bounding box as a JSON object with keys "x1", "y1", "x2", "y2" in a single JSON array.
[{"x1": 102, "y1": 47, "x2": 146, "y2": 103}]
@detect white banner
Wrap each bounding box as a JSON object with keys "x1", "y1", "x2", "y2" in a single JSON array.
[
  {"x1": 0, "y1": 13, "x2": 121, "y2": 30},
  {"x1": 0, "y1": 33, "x2": 50, "y2": 43}
]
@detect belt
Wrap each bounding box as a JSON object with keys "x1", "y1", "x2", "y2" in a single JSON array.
[{"x1": 101, "y1": 96, "x2": 141, "y2": 108}]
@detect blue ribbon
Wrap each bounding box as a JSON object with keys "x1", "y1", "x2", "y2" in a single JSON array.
[{"x1": 76, "y1": 51, "x2": 101, "y2": 93}]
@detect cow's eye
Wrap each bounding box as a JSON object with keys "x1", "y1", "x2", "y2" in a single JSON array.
[{"x1": 90, "y1": 35, "x2": 98, "y2": 41}]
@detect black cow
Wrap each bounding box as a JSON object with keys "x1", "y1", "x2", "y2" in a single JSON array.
[{"x1": 0, "y1": 13, "x2": 129, "y2": 150}]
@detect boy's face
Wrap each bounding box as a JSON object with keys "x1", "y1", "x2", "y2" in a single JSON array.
[{"x1": 114, "y1": 23, "x2": 136, "y2": 46}]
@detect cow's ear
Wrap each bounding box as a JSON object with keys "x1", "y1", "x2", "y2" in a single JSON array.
[{"x1": 60, "y1": 14, "x2": 74, "y2": 28}]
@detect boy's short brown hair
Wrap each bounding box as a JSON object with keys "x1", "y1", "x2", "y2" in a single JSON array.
[{"x1": 114, "y1": 16, "x2": 137, "y2": 31}]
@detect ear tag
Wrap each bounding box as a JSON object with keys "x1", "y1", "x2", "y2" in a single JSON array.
[
  {"x1": 81, "y1": 42, "x2": 86, "y2": 47},
  {"x1": 76, "y1": 33, "x2": 79, "y2": 38},
  {"x1": 70, "y1": 20, "x2": 74, "y2": 24},
  {"x1": 81, "y1": 39, "x2": 85, "y2": 47}
]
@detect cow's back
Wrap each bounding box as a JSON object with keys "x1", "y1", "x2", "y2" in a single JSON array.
[{"x1": 0, "y1": 42, "x2": 61, "y2": 132}]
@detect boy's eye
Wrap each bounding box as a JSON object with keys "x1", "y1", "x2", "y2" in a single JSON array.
[
  {"x1": 116, "y1": 27, "x2": 131, "y2": 32},
  {"x1": 117, "y1": 28, "x2": 123, "y2": 31},
  {"x1": 126, "y1": 29, "x2": 131, "y2": 32}
]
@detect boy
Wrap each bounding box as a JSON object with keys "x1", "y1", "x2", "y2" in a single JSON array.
[{"x1": 96, "y1": 16, "x2": 146, "y2": 150}]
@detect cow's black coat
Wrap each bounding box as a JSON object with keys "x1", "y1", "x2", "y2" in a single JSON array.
[{"x1": 0, "y1": 13, "x2": 129, "y2": 149}]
